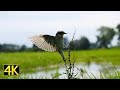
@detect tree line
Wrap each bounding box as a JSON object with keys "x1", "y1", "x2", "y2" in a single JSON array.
[
  {"x1": 71, "y1": 24, "x2": 120, "y2": 50},
  {"x1": 0, "y1": 24, "x2": 120, "y2": 52}
]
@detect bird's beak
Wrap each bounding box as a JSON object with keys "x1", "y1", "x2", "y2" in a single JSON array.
[{"x1": 64, "y1": 32, "x2": 67, "y2": 34}]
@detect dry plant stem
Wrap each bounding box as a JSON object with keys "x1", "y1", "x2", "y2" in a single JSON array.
[{"x1": 63, "y1": 30, "x2": 76, "y2": 79}]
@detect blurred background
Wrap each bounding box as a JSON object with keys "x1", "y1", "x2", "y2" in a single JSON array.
[
  {"x1": 0, "y1": 11, "x2": 120, "y2": 51},
  {"x1": 0, "y1": 11, "x2": 120, "y2": 79}
]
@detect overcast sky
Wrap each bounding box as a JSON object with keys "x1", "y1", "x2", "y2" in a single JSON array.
[{"x1": 0, "y1": 11, "x2": 120, "y2": 47}]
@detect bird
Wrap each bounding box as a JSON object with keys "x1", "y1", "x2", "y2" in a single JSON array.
[{"x1": 29, "y1": 31, "x2": 67, "y2": 62}]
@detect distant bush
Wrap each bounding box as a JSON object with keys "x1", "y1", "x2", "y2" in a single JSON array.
[{"x1": 71, "y1": 36, "x2": 90, "y2": 50}]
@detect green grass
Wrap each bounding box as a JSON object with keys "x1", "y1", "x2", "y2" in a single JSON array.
[
  {"x1": 0, "y1": 52, "x2": 62, "y2": 72},
  {"x1": 71, "y1": 48, "x2": 120, "y2": 65},
  {"x1": 0, "y1": 48, "x2": 120, "y2": 79}
]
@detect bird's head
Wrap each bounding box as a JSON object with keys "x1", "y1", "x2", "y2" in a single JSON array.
[{"x1": 56, "y1": 31, "x2": 67, "y2": 37}]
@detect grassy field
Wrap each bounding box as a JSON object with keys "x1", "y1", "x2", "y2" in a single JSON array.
[{"x1": 0, "y1": 48, "x2": 120, "y2": 78}]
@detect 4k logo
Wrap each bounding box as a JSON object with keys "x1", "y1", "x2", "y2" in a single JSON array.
[{"x1": 4, "y1": 65, "x2": 19, "y2": 75}]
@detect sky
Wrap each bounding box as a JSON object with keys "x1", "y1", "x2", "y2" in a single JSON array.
[{"x1": 0, "y1": 11, "x2": 120, "y2": 47}]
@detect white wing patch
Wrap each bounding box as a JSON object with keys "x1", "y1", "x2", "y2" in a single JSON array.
[{"x1": 29, "y1": 35, "x2": 56, "y2": 52}]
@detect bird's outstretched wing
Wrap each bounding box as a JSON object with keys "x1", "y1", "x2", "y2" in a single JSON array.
[{"x1": 29, "y1": 35, "x2": 56, "y2": 52}]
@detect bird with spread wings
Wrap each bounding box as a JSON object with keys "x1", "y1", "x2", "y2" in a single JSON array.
[{"x1": 29, "y1": 31, "x2": 67, "y2": 62}]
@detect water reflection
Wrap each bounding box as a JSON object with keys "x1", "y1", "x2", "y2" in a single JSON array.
[{"x1": 20, "y1": 63, "x2": 120, "y2": 79}]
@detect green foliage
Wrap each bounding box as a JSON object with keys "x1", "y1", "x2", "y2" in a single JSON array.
[
  {"x1": 0, "y1": 44, "x2": 20, "y2": 52},
  {"x1": 72, "y1": 36, "x2": 90, "y2": 50},
  {"x1": 96, "y1": 26, "x2": 116, "y2": 48},
  {"x1": 79, "y1": 36, "x2": 90, "y2": 50},
  {"x1": 116, "y1": 24, "x2": 120, "y2": 32},
  {"x1": 19, "y1": 45, "x2": 27, "y2": 51},
  {"x1": 116, "y1": 24, "x2": 120, "y2": 46}
]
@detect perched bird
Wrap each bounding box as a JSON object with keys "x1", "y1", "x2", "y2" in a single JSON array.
[{"x1": 29, "y1": 31, "x2": 67, "y2": 62}]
